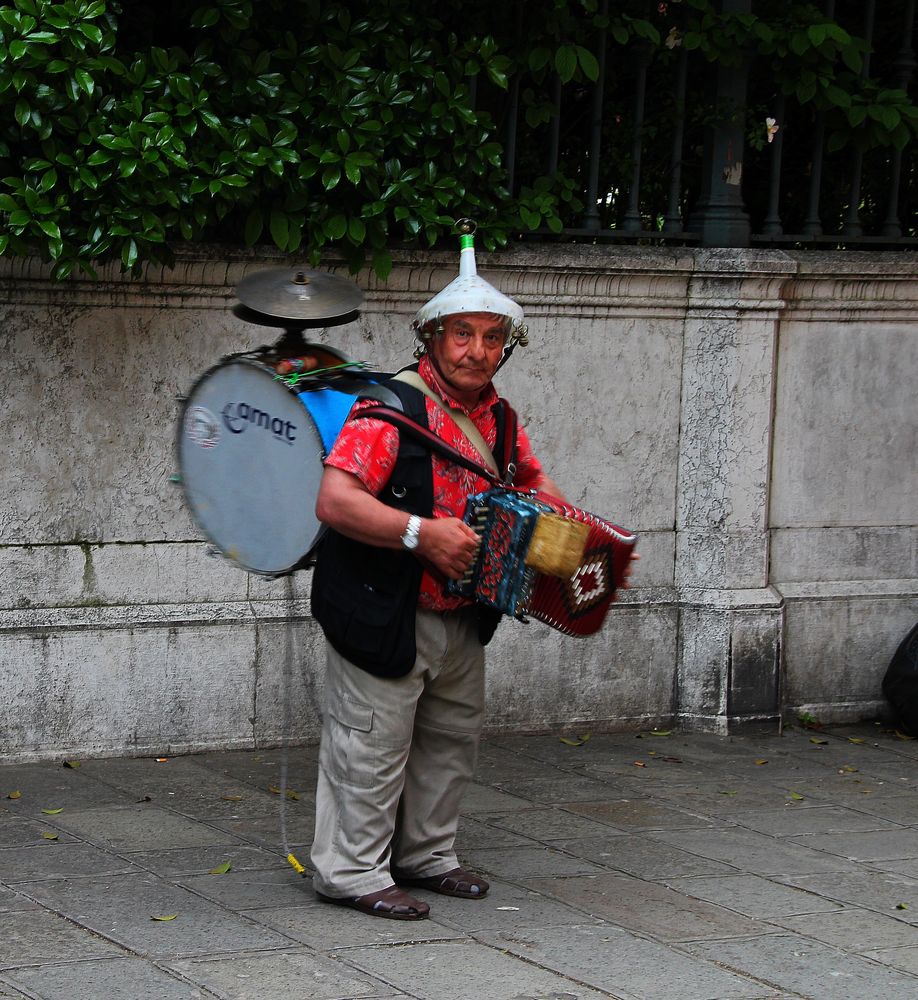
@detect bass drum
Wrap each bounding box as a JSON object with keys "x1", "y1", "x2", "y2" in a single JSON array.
[{"x1": 177, "y1": 355, "x2": 367, "y2": 576}]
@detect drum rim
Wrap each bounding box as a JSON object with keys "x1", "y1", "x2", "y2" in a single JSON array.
[{"x1": 176, "y1": 355, "x2": 327, "y2": 577}]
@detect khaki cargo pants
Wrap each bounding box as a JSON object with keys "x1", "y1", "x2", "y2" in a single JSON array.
[{"x1": 311, "y1": 607, "x2": 485, "y2": 898}]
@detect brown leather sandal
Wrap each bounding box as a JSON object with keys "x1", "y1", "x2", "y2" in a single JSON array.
[
  {"x1": 316, "y1": 884, "x2": 430, "y2": 920},
  {"x1": 393, "y1": 866, "x2": 490, "y2": 899}
]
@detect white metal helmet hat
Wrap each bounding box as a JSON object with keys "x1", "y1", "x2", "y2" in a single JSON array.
[{"x1": 412, "y1": 220, "x2": 528, "y2": 360}]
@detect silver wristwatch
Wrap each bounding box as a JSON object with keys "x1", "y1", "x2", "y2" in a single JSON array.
[{"x1": 400, "y1": 514, "x2": 421, "y2": 550}]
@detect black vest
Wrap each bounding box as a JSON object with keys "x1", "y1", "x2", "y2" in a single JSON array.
[{"x1": 310, "y1": 376, "x2": 509, "y2": 678}]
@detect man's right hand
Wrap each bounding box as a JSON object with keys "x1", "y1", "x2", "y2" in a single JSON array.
[{"x1": 417, "y1": 517, "x2": 480, "y2": 581}]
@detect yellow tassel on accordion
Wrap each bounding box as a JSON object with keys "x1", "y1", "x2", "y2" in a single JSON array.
[{"x1": 524, "y1": 513, "x2": 589, "y2": 578}]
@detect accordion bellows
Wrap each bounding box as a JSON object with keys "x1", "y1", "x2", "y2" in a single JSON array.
[{"x1": 448, "y1": 489, "x2": 637, "y2": 636}]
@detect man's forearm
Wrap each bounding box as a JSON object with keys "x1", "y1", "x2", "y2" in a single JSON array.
[
  {"x1": 315, "y1": 466, "x2": 480, "y2": 579},
  {"x1": 316, "y1": 467, "x2": 411, "y2": 549}
]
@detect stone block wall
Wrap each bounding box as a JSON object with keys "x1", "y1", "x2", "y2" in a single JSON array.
[{"x1": 0, "y1": 246, "x2": 915, "y2": 759}]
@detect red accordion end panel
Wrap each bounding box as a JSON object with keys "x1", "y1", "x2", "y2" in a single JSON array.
[{"x1": 529, "y1": 498, "x2": 637, "y2": 637}]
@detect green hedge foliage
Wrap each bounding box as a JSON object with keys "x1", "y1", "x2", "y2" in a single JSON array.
[{"x1": 1, "y1": 0, "x2": 914, "y2": 279}]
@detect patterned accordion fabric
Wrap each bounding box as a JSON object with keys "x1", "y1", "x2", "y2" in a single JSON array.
[
  {"x1": 449, "y1": 488, "x2": 637, "y2": 636},
  {"x1": 448, "y1": 491, "x2": 550, "y2": 616}
]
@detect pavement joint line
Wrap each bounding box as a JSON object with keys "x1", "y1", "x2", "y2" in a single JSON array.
[
  {"x1": 0, "y1": 882, "x2": 149, "y2": 966},
  {"x1": 676, "y1": 951, "x2": 809, "y2": 1000},
  {"x1": 469, "y1": 933, "x2": 634, "y2": 1000},
  {"x1": 320, "y1": 945, "x2": 432, "y2": 1000}
]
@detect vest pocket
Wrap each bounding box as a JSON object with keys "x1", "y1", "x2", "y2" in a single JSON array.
[
  {"x1": 343, "y1": 582, "x2": 400, "y2": 659},
  {"x1": 315, "y1": 569, "x2": 409, "y2": 666}
]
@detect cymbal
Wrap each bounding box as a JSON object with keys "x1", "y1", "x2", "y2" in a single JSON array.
[
  {"x1": 235, "y1": 267, "x2": 364, "y2": 321},
  {"x1": 231, "y1": 302, "x2": 360, "y2": 330}
]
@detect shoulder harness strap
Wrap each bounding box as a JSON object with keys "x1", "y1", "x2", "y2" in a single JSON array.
[{"x1": 492, "y1": 398, "x2": 519, "y2": 485}]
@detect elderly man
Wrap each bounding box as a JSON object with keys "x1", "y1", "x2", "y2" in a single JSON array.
[{"x1": 309, "y1": 229, "x2": 566, "y2": 920}]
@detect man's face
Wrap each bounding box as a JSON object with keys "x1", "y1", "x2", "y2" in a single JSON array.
[{"x1": 428, "y1": 312, "x2": 507, "y2": 402}]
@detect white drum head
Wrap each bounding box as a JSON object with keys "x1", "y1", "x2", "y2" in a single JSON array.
[{"x1": 178, "y1": 359, "x2": 326, "y2": 575}]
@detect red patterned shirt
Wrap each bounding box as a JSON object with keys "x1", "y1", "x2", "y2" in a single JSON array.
[{"x1": 325, "y1": 356, "x2": 544, "y2": 611}]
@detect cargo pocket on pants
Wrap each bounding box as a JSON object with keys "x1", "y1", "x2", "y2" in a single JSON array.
[{"x1": 325, "y1": 697, "x2": 376, "y2": 789}]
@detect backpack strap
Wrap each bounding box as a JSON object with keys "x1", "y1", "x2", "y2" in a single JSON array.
[
  {"x1": 390, "y1": 370, "x2": 499, "y2": 476},
  {"x1": 353, "y1": 405, "x2": 504, "y2": 488},
  {"x1": 492, "y1": 398, "x2": 519, "y2": 485}
]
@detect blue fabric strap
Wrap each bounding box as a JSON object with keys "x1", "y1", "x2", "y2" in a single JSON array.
[{"x1": 297, "y1": 387, "x2": 357, "y2": 455}]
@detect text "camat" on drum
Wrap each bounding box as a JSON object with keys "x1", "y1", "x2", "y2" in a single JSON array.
[{"x1": 221, "y1": 401, "x2": 298, "y2": 443}]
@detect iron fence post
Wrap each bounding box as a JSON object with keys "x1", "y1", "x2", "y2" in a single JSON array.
[
  {"x1": 663, "y1": 47, "x2": 689, "y2": 234},
  {"x1": 842, "y1": 0, "x2": 876, "y2": 239},
  {"x1": 881, "y1": 0, "x2": 916, "y2": 237},
  {"x1": 622, "y1": 46, "x2": 650, "y2": 234},
  {"x1": 761, "y1": 94, "x2": 786, "y2": 237},
  {"x1": 688, "y1": 0, "x2": 752, "y2": 247},
  {"x1": 582, "y1": 0, "x2": 609, "y2": 231}
]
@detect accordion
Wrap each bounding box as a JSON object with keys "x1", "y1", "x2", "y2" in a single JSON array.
[{"x1": 448, "y1": 489, "x2": 637, "y2": 637}]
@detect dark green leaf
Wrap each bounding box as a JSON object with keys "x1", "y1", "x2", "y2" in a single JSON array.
[
  {"x1": 75, "y1": 69, "x2": 94, "y2": 96},
  {"x1": 555, "y1": 46, "x2": 577, "y2": 84},
  {"x1": 807, "y1": 24, "x2": 827, "y2": 47},
  {"x1": 325, "y1": 214, "x2": 347, "y2": 239},
  {"x1": 841, "y1": 47, "x2": 862, "y2": 73},
  {"x1": 121, "y1": 238, "x2": 138, "y2": 268},
  {"x1": 575, "y1": 46, "x2": 599, "y2": 83},
  {"x1": 269, "y1": 210, "x2": 288, "y2": 249},
  {"x1": 528, "y1": 46, "x2": 551, "y2": 72},
  {"x1": 824, "y1": 84, "x2": 851, "y2": 109}
]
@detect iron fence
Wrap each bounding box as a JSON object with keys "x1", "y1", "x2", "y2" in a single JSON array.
[{"x1": 483, "y1": 0, "x2": 916, "y2": 247}]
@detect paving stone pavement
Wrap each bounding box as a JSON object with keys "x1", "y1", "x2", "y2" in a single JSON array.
[{"x1": 2, "y1": 723, "x2": 918, "y2": 1000}]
